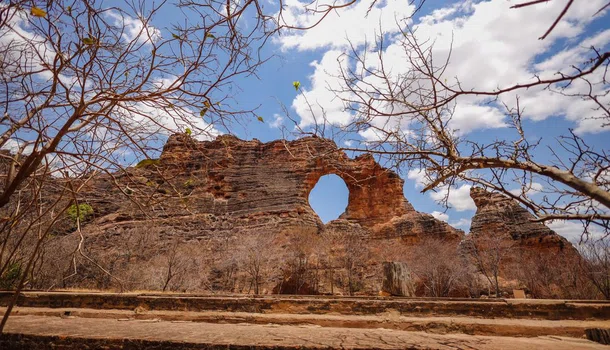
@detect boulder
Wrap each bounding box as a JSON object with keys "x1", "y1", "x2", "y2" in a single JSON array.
[{"x1": 381, "y1": 262, "x2": 415, "y2": 297}]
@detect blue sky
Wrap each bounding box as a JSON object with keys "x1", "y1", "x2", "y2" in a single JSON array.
[{"x1": 153, "y1": 0, "x2": 609, "y2": 240}]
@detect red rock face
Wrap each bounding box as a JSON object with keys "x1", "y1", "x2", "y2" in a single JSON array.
[
  {"x1": 159, "y1": 134, "x2": 461, "y2": 241},
  {"x1": 468, "y1": 187, "x2": 579, "y2": 255}
]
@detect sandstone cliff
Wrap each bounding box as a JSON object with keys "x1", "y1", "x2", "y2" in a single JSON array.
[
  {"x1": 2, "y1": 136, "x2": 590, "y2": 297},
  {"x1": 153, "y1": 134, "x2": 463, "y2": 241},
  {"x1": 465, "y1": 187, "x2": 582, "y2": 297},
  {"x1": 469, "y1": 187, "x2": 577, "y2": 253}
]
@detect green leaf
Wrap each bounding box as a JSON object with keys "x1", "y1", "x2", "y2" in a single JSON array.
[
  {"x1": 257, "y1": 116, "x2": 264, "y2": 123},
  {"x1": 135, "y1": 159, "x2": 161, "y2": 169},
  {"x1": 185, "y1": 128, "x2": 192, "y2": 136},
  {"x1": 206, "y1": 33, "x2": 216, "y2": 39},
  {"x1": 292, "y1": 81, "x2": 301, "y2": 91},
  {"x1": 82, "y1": 37, "x2": 96, "y2": 45},
  {"x1": 66, "y1": 6, "x2": 72, "y2": 14},
  {"x1": 66, "y1": 203, "x2": 93, "y2": 223},
  {"x1": 172, "y1": 33, "x2": 181, "y2": 40},
  {"x1": 200, "y1": 108, "x2": 208, "y2": 117},
  {"x1": 30, "y1": 7, "x2": 46, "y2": 17}
]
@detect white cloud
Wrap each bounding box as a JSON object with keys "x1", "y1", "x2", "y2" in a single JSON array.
[
  {"x1": 509, "y1": 182, "x2": 544, "y2": 196},
  {"x1": 547, "y1": 220, "x2": 592, "y2": 243},
  {"x1": 276, "y1": 0, "x2": 415, "y2": 51},
  {"x1": 153, "y1": 76, "x2": 180, "y2": 90},
  {"x1": 0, "y1": 139, "x2": 99, "y2": 178},
  {"x1": 1, "y1": 139, "x2": 34, "y2": 155},
  {"x1": 407, "y1": 168, "x2": 427, "y2": 188},
  {"x1": 418, "y1": 3, "x2": 461, "y2": 26},
  {"x1": 0, "y1": 5, "x2": 216, "y2": 174},
  {"x1": 269, "y1": 114, "x2": 284, "y2": 128},
  {"x1": 415, "y1": 1, "x2": 590, "y2": 91},
  {"x1": 449, "y1": 218, "x2": 471, "y2": 230},
  {"x1": 0, "y1": 6, "x2": 76, "y2": 86},
  {"x1": 431, "y1": 211, "x2": 449, "y2": 222},
  {"x1": 358, "y1": 128, "x2": 388, "y2": 142},
  {"x1": 292, "y1": 50, "x2": 353, "y2": 128},
  {"x1": 283, "y1": 0, "x2": 610, "y2": 135},
  {"x1": 430, "y1": 184, "x2": 477, "y2": 212},
  {"x1": 220, "y1": 0, "x2": 242, "y2": 17},
  {"x1": 448, "y1": 104, "x2": 507, "y2": 135},
  {"x1": 584, "y1": 169, "x2": 610, "y2": 191},
  {"x1": 515, "y1": 30, "x2": 610, "y2": 134},
  {"x1": 416, "y1": 1, "x2": 610, "y2": 134},
  {"x1": 534, "y1": 30, "x2": 610, "y2": 73},
  {"x1": 107, "y1": 11, "x2": 161, "y2": 45},
  {"x1": 407, "y1": 168, "x2": 476, "y2": 211},
  {"x1": 574, "y1": 115, "x2": 610, "y2": 135},
  {"x1": 114, "y1": 101, "x2": 219, "y2": 141}
]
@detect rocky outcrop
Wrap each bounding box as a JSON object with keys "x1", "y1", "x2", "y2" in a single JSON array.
[
  {"x1": 33, "y1": 135, "x2": 463, "y2": 293},
  {"x1": 1, "y1": 136, "x2": 591, "y2": 296},
  {"x1": 468, "y1": 187, "x2": 578, "y2": 254},
  {"x1": 381, "y1": 262, "x2": 415, "y2": 296},
  {"x1": 153, "y1": 134, "x2": 462, "y2": 241},
  {"x1": 465, "y1": 187, "x2": 583, "y2": 297}
]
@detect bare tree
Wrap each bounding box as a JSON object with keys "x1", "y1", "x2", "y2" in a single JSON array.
[
  {"x1": 237, "y1": 232, "x2": 275, "y2": 295},
  {"x1": 317, "y1": 230, "x2": 340, "y2": 294},
  {"x1": 0, "y1": 0, "x2": 324, "y2": 332},
  {"x1": 0, "y1": 157, "x2": 98, "y2": 331},
  {"x1": 282, "y1": 233, "x2": 314, "y2": 294},
  {"x1": 579, "y1": 238, "x2": 610, "y2": 299},
  {"x1": 319, "y1": 229, "x2": 370, "y2": 296},
  {"x1": 162, "y1": 240, "x2": 184, "y2": 292},
  {"x1": 464, "y1": 233, "x2": 514, "y2": 297},
  {"x1": 512, "y1": 249, "x2": 597, "y2": 299},
  {"x1": 409, "y1": 238, "x2": 471, "y2": 297},
  {"x1": 341, "y1": 231, "x2": 370, "y2": 296}
]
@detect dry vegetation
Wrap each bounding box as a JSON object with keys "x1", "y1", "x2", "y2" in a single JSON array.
[{"x1": 3, "y1": 220, "x2": 608, "y2": 302}]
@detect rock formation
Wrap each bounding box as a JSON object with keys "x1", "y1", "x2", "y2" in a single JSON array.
[
  {"x1": 469, "y1": 187, "x2": 576, "y2": 253},
  {"x1": 463, "y1": 187, "x2": 584, "y2": 297},
  {"x1": 152, "y1": 134, "x2": 463, "y2": 241},
  {"x1": 30, "y1": 135, "x2": 463, "y2": 293},
  {"x1": 381, "y1": 262, "x2": 415, "y2": 296},
  {"x1": 2, "y1": 136, "x2": 593, "y2": 297}
]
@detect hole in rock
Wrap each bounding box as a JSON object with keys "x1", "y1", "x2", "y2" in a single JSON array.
[{"x1": 308, "y1": 174, "x2": 348, "y2": 223}]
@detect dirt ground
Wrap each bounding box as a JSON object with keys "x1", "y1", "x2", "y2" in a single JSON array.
[
  {"x1": 2, "y1": 313, "x2": 608, "y2": 349},
  {"x1": 2, "y1": 292, "x2": 610, "y2": 349}
]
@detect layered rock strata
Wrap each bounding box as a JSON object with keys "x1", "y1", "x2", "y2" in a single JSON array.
[
  {"x1": 468, "y1": 187, "x2": 580, "y2": 259},
  {"x1": 152, "y1": 134, "x2": 463, "y2": 241}
]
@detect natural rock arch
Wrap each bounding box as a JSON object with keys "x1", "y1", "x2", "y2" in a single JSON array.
[
  {"x1": 302, "y1": 153, "x2": 413, "y2": 228},
  {"x1": 159, "y1": 134, "x2": 462, "y2": 241}
]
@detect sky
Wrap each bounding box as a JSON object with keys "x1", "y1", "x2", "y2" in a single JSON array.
[{"x1": 2, "y1": 0, "x2": 609, "y2": 243}]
